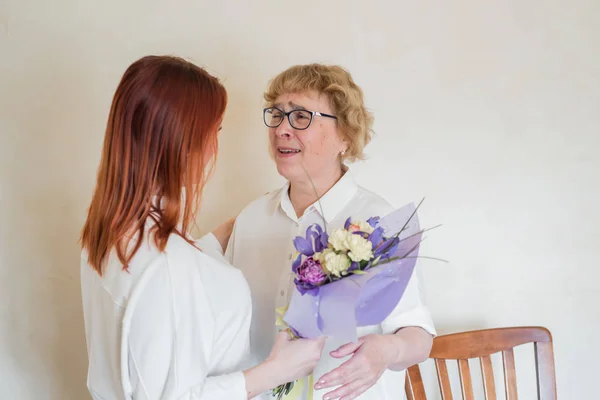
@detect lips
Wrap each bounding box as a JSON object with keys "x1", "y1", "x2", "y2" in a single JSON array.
[{"x1": 277, "y1": 147, "x2": 301, "y2": 154}]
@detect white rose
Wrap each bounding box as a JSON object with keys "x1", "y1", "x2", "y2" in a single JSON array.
[
  {"x1": 322, "y1": 252, "x2": 352, "y2": 277},
  {"x1": 347, "y1": 234, "x2": 374, "y2": 263},
  {"x1": 329, "y1": 228, "x2": 351, "y2": 252},
  {"x1": 313, "y1": 248, "x2": 334, "y2": 264}
]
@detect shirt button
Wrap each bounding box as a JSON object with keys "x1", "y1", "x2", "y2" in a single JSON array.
[{"x1": 280, "y1": 290, "x2": 285, "y2": 296}]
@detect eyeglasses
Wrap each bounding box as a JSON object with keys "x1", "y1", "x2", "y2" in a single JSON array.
[{"x1": 263, "y1": 107, "x2": 337, "y2": 130}]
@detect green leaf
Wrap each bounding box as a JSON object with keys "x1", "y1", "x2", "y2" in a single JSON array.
[{"x1": 352, "y1": 270, "x2": 367, "y2": 275}]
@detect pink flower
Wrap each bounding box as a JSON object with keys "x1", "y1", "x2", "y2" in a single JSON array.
[
  {"x1": 348, "y1": 224, "x2": 361, "y2": 233},
  {"x1": 297, "y1": 257, "x2": 327, "y2": 286}
]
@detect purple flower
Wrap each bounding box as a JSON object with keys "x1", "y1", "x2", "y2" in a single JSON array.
[
  {"x1": 293, "y1": 224, "x2": 327, "y2": 257},
  {"x1": 295, "y1": 257, "x2": 327, "y2": 295},
  {"x1": 315, "y1": 232, "x2": 329, "y2": 253},
  {"x1": 368, "y1": 227, "x2": 384, "y2": 248},
  {"x1": 367, "y1": 216, "x2": 380, "y2": 228},
  {"x1": 293, "y1": 236, "x2": 314, "y2": 257},
  {"x1": 344, "y1": 217, "x2": 352, "y2": 230},
  {"x1": 375, "y1": 236, "x2": 400, "y2": 258},
  {"x1": 294, "y1": 278, "x2": 320, "y2": 296},
  {"x1": 348, "y1": 261, "x2": 360, "y2": 272},
  {"x1": 292, "y1": 253, "x2": 303, "y2": 273},
  {"x1": 298, "y1": 257, "x2": 327, "y2": 285}
]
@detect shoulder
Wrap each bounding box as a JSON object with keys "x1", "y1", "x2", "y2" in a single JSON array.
[
  {"x1": 165, "y1": 235, "x2": 251, "y2": 320},
  {"x1": 166, "y1": 234, "x2": 237, "y2": 274},
  {"x1": 80, "y1": 235, "x2": 163, "y2": 306},
  {"x1": 165, "y1": 234, "x2": 249, "y2": 291},
  {"x1": 235, "y1": 187, "x2": 283, "y2": 227},
  {"x1": 239, "y1": 188, "x2": 282, "y2": 215},
  {"x1": 352, "y1": 185, "x2": 395, "y2": 215}
]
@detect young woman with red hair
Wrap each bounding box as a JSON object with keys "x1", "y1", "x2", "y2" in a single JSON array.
[{"x1": 80, "y1": 55, "x2": 324, "y2": 400}]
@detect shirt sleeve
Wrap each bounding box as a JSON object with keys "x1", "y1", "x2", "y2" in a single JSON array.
[
  {"x1": 380, "y1": 264, "x2": 437, "y2": 336},
  {"x1": 195, "y1": 233, "x2": 225, "y2": 258},
  {"x1": 124, "y1": 258, "x2": 247, "y2": 400},
  {"x1": 195, "y1": 222, "x2": 236, "y2": 265}
]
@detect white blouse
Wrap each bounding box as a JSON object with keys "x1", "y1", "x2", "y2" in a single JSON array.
[
  {"x1": 80, "y1": 222, "x2": 252, "y2": 400},
  {"x1": 200, "y1": 171, "x2": 436, "y2": 400}
]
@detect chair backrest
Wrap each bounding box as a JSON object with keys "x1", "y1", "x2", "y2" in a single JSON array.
[{"x1": 405, "y1": 326, "x2": 557, "y2": 400}]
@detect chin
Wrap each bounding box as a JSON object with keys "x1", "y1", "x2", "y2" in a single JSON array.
[{"x1": 275, "y1": 161, "x2": 302, "y2": 182}]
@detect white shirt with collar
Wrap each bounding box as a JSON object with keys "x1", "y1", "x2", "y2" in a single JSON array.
[
  {"x1": 201, "y1": 171, "x2": 436, "y2": 400},
  {"x1": 80, "y1": 220, "x2": 252, "y2": 400}
]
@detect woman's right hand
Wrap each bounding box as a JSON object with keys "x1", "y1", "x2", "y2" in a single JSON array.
[
  {"x1": 267, "y1": 331, "x2": 326, "y2": 383},
  {"x1": 243, "y1": 331, "x2": 326, "y2": 398}
]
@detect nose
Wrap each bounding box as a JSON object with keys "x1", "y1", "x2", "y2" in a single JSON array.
[{"x1": 275, "y1": 116, "x2": 293, "y2": 138}]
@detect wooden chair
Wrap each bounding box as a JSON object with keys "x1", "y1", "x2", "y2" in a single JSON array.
[{"x1": 405, "y1": 326, "x2": 557, "y2": 400}]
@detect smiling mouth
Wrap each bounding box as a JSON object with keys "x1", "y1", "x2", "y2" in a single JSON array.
[{"x1": 278, "y1": 148, "x2": 301, "y2": 154}]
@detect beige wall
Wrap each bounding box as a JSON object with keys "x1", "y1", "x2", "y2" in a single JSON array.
[{"x1": 1, "y1": 0, "x2": 598, "y2": 398}]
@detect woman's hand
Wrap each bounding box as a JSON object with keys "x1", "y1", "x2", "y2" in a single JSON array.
[
  {"x1": 211, "y1": 217, "x2": 236, "y2": 252},
  {"x1": 267, "y1": 331, "x2": 327, "y2": 384},
  {"x1": 314, "y1": 334, "x2": 401, "y2": 400},
  {"x1": 243, "y1": 331, "x2": 326, "y2": 399},
  {"x1": 315, "y1": 327, "x2": 432, "y2": 399}
]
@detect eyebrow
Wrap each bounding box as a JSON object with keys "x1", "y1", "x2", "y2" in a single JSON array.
[
  {"x1": 289, "y1": 102, "x2": 307, "y2": 111},
  {"x1": 272, "y1": 102, "x2": 309, "y2": 111}
]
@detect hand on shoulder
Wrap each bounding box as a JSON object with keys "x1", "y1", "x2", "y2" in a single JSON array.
[{"x1": 211, "y1": 216, "x2": 236, "y2": 252}]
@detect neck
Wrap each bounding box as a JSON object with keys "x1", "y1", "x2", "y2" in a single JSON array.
[{"x1": 289, "y1": 165, "x2": 345, "y2": 218}]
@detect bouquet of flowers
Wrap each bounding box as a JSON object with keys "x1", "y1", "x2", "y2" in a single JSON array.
[{"x1": 272, "y1": 200, "x2": 437, "y2": 399}]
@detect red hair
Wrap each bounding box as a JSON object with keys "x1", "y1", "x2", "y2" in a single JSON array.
[{"x1": 81, "y1": 55, "x2": 227, "y2": 275}]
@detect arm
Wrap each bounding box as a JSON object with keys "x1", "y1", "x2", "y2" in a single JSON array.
[
  {"x1": 379, "y1": 326, "x2": 433, "y2": 371},
  {"x1": 195, "y1": 217, "x2": 236, "y2": 262},
  {"x1": 211, "y1": 217, "x2": 236, "y2": 253},
  {"x1": 315, "y1": 266, "x2": 435, "y2": 398},
  {"x1": 379, "y1": 264, "x2": 436, "y2": 370}
]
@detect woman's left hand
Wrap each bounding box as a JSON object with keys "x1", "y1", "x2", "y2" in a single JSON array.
[{"x1": 314, "y1": 334, "x2": 402, "y2": 400}]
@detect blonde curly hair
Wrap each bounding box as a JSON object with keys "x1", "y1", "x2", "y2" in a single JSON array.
[{"x1": 264, "y1": 64, "x2": 373, "y2": 162}]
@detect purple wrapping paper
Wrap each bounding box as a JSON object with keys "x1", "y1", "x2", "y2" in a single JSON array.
[{"x1": 283, "y1": 202, "x2": 422, "y2": 343}]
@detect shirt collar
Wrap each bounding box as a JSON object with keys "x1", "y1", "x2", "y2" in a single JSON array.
[{"x1": 274, "y1": 169, "x2": 358, "y2": 223}]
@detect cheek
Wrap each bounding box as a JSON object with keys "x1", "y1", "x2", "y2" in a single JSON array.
[
  {"x1": 302, "y1": 137, "x2": 337, "y2": 165},
  {"x1": 301, "y1": 125, "x2": 322, "y2": 156}
]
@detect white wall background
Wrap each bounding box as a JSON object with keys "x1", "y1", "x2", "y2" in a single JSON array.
[{"x1": 1, "y1": 0, "x2": 598, "y2": 398}]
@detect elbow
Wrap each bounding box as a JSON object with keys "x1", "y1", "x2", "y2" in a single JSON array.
[
  {"x1": 410, "y1": 327, "x2": 434, "y2": 366},
  {"x1": 415, "y1": 332, "x2": 433, "y2": 364},
  {"x1": 388, "y1": 328, "x2": 433, "y2": 371}
]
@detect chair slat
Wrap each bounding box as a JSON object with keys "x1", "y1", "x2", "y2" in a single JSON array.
[
  {"x1": 406, "y1": 365, "x2": 427, "y2": 400},
  {"x1": 435, "y1": 359, "x2": 454, "y2": 400},
  {"x1": 503, "y1": 349, "x2": 519, "y2": 400},
  {"x1": 458, "y1": 359, "x2": 475, "y2": 400},
  {"x1": 535, "y1": 342, "x2": 557, "y2": 400},
  {"x1": 405, "y1": 379, "x2": 415, "y2": 400},
  {"x1": 480, "y1": 355, "x2": 497, "y2": 400}
]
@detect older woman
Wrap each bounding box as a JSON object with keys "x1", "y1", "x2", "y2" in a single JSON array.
[{"x1": 204, "y1": 64, "x2": 436, "y2": 400}]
